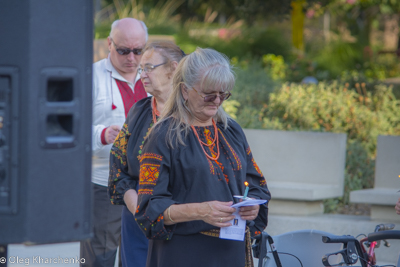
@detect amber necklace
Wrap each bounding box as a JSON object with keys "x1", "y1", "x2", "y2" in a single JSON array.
[
  {"x1": 191, "y1": 119, "x2": 220, "y2": 161},
  {"x1": 151, "y1": 97, "x2": 160, "y2": 123}
]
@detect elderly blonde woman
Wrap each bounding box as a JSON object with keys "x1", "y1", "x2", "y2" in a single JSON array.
[
  {"x1": 136, "y1": 48, "x2": 270, "y2": 267},
  {"x1": 108, "y1": 41, "x2": 185, "y2": 267}
]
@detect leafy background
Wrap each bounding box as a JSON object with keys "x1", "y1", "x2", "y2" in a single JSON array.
[{"x1": 94, "y1": 0, "x2": 400, "y2": 214}]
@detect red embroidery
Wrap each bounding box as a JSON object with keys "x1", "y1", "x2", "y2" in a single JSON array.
[
  {"x1": 139, "y1": 162, "x2": 161, "y2": 196},
  {"x1": 115, "y1": 79, "x2": 147, "y2": 117},
  {"x1": 138, "y1": 188, "x2": 154, "y2": 195},
  {"x1": 204, "y1": 128, "x2": 230, "y2": 184},
  {"x1": 140, "y1": 153, "x2": 163, "y2": 163},
  {"x1": 246, "y1": 147, "x2": 251, "y2": 155},
  {"x1": 251, "y1": 157, "x2": 264, "y2": 177},
  {"x1": 218, "y1": 129, "x2": 242, "y2": 171},
  {"x1": 216, "y1": 161, "x2": 229, "y2": 184},
  {"x1": 140, "y1": 164, "x2": 160, "y2": 184},
  {"x1": 139, "y1": 153, "x2": 163, "y2": 195},
  {"x1": 207, "y1": 158, "x2": 215, "y2": 175}
]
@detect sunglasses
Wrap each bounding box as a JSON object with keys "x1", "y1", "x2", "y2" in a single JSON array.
[
  {"x1": 111, "y1": 39, "x2": 142, "y2": 56},
  {"x1": 192, "y1": 87, "x2": 232, "y2": 103},
  {"x1": 138, "y1": 63, "x2": 167, "y2": 75}
]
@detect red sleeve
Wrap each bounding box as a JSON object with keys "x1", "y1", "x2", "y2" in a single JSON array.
[{"x1": 101, "y1": 127, "x2": 108, "y2": 145}]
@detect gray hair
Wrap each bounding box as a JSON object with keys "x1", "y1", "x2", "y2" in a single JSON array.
[
  {"x1": 142, "y1": 41, "x2": 185, "y2": 77},
  {"x1": 110, "y1": 19, "x2": 148, "y2": 42},
  {"x1": 155, "y1": 47, "x2": 235, "y2": 148}
]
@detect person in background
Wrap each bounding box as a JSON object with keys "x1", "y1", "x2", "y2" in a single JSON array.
[
  {"x1": 81, "y1": 18, "x2": 148, "y2": 267},
  {"x1": 108, "y1": 41, "x2": 185, "y2": 267},
  {"x1": 136, "y1": 47, "x2": 271, "y2": 267}
]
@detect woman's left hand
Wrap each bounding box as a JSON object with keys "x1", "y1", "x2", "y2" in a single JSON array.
[{"x1": 238, "y1": 205, "x2": 259, "y2": 221}]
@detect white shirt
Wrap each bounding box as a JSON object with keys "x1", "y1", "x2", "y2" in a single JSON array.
[{"x1": 92, "y1": 55, "x2": 141, "y2": 186}]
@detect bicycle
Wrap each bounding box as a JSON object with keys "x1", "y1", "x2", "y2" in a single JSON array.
[
  {"x1": 252, "y1": 224, "x2": 400, "y2": 267},
  {"x1": 322, "y1": 223, "x2": 400, "y2": 267}
]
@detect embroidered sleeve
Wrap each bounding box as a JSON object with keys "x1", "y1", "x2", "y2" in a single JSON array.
[
  {"x1": 108, "y1": 123, "x2": 136, "y2": 205},
  {"x1": 244, "y1": 142, "x2": 271, "y2": 237},
  {"x1": 135, "y1": 128, "x2": 177, "y2": 240}
]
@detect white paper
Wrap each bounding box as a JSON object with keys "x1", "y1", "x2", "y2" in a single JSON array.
[
  {"x1": 219, "y1": 210, "x2": 246, "y2": 241},
  {"x1": 219, "y1": 198, "x2": 268, "y2": 241},
  {"x1": 231, "y1": 198, "x2": 268, "y2": 207}
]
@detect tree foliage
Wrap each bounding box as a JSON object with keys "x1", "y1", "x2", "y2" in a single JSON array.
[
  {"x1": 326, "y1": 0, "x2": 400, "y2": 46},
  {"x1": 102, "y1": 0, "x2": 331, "y2": 25}
]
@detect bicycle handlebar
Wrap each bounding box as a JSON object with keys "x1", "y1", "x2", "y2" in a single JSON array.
[
  {"x1": 374, "y1": 223, "x2": 395, "y2": 232},
  {"x1": 368, "y1": 230, "x2": 400, "y2": 242},
  {"x1": 322, "y1": 234, "x2": 369, "y2": 267},
  {"x1": 322, "y1": 235, "x2": 357, "y2": 244},
  {"x1": 322, "y1": 227, "x2": 400, "y2": 267}
]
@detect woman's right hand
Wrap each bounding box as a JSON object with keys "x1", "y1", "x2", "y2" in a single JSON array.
[
  {"x1": 124, "y1": 189, "x2": 138, "y2": 215},
  {"x1": 199, "y1": 201, "x2": 236, "y2": 227}
]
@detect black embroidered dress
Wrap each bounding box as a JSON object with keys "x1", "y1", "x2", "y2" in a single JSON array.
[
  {"x1": 136, "y1": 117, "x2": 271, "y2": 267},
  {"x1": 109, "y1": 96, "x2": 154, "y2": 204}
]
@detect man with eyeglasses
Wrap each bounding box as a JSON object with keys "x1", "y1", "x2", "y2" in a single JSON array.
[{"x1": 82, "y1": 18, "x2": 149, "y2": 267}]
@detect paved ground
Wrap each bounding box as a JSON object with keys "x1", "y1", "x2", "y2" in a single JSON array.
[{"x1": 5, "y1": 214, "x2": 400, "y2": 267}]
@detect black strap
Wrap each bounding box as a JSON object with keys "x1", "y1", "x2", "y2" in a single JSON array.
[
  {"x1": 266, "y1": 234, "x2": 283, "y2": 267},
  {"x1": 253, "y1": 232, "x2": 283, "y2": 267}
]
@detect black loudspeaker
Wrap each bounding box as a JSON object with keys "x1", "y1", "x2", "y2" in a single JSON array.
[{"x1": 0, "y1": 0, "x2": 93, "y2": 244}]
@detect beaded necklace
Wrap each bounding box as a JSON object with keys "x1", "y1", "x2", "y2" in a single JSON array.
[
  {"x1": 151, "y1": 97, "x2": 160, "y2": 124},
  {"x1": 191, "y1": 119, "x2": 220, "y2": 161}
]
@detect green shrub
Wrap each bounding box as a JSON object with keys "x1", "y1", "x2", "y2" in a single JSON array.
[
  {"x1": 311, "y1": 41, "x2": 364, "y2": 79},
  {"x1": 229, "y1": 60, "x2": 280, "y2": 128},
  {"x1": 174, "y1": 26, "x2": 292, "y2": 61},
  {"x1": 364, "y1": 54, "x2": 400, "y2": 81},
  {"x1": 343, "y1": 140, "x2": 375, "y2": 203},
  {"x1": 95, "y1": 22, "x2": 112, "y2": 39},
  {"x1": 94, "y1": 0, "x2": 182, "y2": 39},
  {"x1": 286, "y1": 56, "x2": 323, "y2": 82},
  {"x1": 262, "y1": 54, "x2": 287, "y2": 81},
  {"x1": 230, "y1": 66, "x2": 399, "y2": 212},
  {"x1": 257, "y1": 82, "x2": 399, "y2": 211}
]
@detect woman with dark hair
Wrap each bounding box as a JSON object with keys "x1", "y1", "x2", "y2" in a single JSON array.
[
  {"x1": 136, "y1": 47, "x2": 271, "y2": 267},
  {"x1": 108, "y1": 41, "x2": 185, "y2": 267}
]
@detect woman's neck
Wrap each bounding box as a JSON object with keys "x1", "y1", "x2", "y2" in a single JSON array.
[
  {"x1": 152, "y1": 86, "x2": 172, "y2": 112},
  {"x1": 153, "y1": 95, "x2": 167, "y2": 113},
  {"x1": 191, "y1": 117, "x2": 213, "y2": 127}
]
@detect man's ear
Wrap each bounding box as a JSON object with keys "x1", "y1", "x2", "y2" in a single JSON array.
[{"x1": 107, "y1": 36, "x2": 112, "y2": 52}]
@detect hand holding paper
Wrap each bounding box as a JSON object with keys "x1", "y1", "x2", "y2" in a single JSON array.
[{"x1": 219, "y1": 198, "x2": 268, "y2": 241}]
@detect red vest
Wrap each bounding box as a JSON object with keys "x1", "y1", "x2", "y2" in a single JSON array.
[{"x1": 115, "y1": 79, "x2": 147, "y2": 117}]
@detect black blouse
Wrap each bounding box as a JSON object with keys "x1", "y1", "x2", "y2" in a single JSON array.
[
  {"x1": 108, "y1": 96, "x2": 153, "y2": 205},
  {"x1": 135, "y1": 117, "x2": 271, "y2": 240}
]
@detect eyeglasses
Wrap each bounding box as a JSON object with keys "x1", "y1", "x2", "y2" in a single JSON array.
[
  {"x1": 138, "y1": 63, "x2": 167, "y2": 75},
  {"x1": 192, "y1": 87, "x2": 232, "y2": 103},
  {"x1": 111, "y1": 39, "x2": 142, "y2": 56}
]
